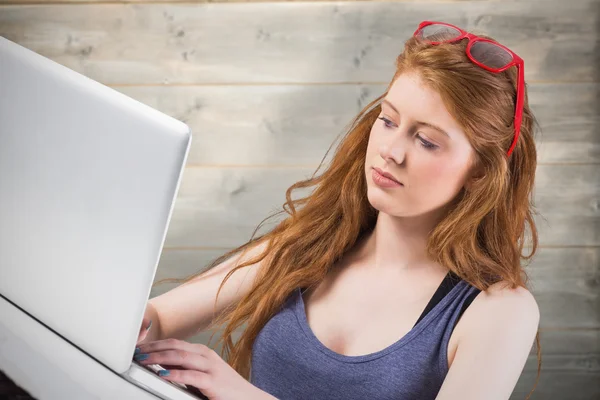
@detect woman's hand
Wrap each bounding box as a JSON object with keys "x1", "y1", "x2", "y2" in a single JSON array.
[{"x1": 133, "y1": 338, "x2": 277, "y2": 400}]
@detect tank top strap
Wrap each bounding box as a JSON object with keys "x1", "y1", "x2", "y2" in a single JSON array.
[{"x1": 413, "y1": 270, "x2": 463, "y2": 328}]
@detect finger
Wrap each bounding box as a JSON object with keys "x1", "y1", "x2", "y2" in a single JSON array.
[
  {"x1": 156, "y1": 369, "x2": 210, "y2": 392},
  {"x1": 135, "y1": 349, "x2": 209, "y2": 372},
  {"x1": 137, "y1": 339, "x2": 212, "y2": 358}
]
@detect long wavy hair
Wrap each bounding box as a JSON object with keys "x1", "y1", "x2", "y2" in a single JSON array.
[{"x1": 154, "y1": 32, "x2": 542, "y2": 399}]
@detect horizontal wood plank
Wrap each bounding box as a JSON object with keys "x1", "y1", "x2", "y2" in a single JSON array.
[
  {"x1": 162, "y1": 246, "x2": 599, "y2": 399},
  {"x1": 152, "y1": 165, "x2": 600, "y2": 249},
  {"x1": 108, "y1": 83, "x2": 600, "y2": 165},
  {"x1": 0, "y1": 0, "x2": 567, "y2": 4},
  {"x1": 513, "y1": 369, "x2": 600, "y2": 400},
  {"x1": 152, "y1": 246, "x2": 600, "y2": 330},
  {"x1": 0, "y1": 1, "x2": 597, "y2": 84}
]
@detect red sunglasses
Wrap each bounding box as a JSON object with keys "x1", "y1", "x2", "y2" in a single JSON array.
[{"x1": 413, "y1": 21, "x2": 524, "y2": 157}]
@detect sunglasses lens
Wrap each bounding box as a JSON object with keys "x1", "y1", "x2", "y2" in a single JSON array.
[
  {"x1": 470, "y1": 41, "x2": 514, "y2": 69},
  {"x1": 418, "y1": 24, "x2": 462, "y2": 41}
]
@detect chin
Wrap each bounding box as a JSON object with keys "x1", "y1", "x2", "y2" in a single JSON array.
[{"x1": 367, "y1": 187, "x2": 400, "y2": 211}]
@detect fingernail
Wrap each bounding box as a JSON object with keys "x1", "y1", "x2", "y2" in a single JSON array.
[
  {"x1": 146, "y1": 320, "x2": 152, "y2": 331},
  {"x1": 134, "y1": 354, "x2": 149, "y2": 361},
  {"x1": 134, "y1": 347, "x2": 141, "y2": 355},
  {"x1": 159, "y1": 370, "x2": 170, "y2": 376}
]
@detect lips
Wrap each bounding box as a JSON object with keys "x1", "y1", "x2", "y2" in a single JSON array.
[{"x1": 373, "y1": 167, "x2": 402, "y2": 185}]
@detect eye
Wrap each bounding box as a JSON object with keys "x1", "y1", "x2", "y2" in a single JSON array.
[
  {"x1": 378, "y1": 117, "x2": 439, "y2": 151},
  {"x1": 417, "y1": 134, "x2": 438, "y2": 151},
  {"x1": 377, "y1": 116, "x2": 395, "y2": 129}
]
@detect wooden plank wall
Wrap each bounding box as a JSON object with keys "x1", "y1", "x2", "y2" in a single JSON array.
[{"x1": 1, "y1": 0, "x2": 599, "y2": 398}]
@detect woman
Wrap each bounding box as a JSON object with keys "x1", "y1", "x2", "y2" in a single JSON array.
[{"x1": 133, "y1": 20, "x2": 542, "y2": 400}]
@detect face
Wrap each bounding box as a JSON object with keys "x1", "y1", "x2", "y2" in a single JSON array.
[{"x1": 365, "y1": 72, "x2": 477, "y2": 219}]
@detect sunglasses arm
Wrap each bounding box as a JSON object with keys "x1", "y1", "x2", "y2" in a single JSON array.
[{"x1": 507, "y1": 62, "x2": 525, "y2": 157}]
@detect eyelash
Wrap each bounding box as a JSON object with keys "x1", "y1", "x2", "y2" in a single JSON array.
[{"x1": 377, "y1": 117, "x2": 438, "y2": 151}]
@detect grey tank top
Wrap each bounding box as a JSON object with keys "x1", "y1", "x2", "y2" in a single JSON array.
[{"x1": 250, "y1": 272, "x2": 481, "y2": 400}]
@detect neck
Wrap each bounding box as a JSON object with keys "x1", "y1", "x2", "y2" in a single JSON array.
[{"x1": 352, "y1": 209, "x2": 449, "y2": 276}]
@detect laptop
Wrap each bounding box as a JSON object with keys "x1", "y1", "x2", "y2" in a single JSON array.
[{"x1": 0, "y1": 36, "x2": 208, "y2": 400}]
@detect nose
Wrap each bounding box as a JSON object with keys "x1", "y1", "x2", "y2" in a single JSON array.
[{"x1": 379, "y1": 129, "x2": 408, "y2": 165}]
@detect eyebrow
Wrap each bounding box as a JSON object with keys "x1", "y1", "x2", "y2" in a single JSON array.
[{"x1": 381, "y1": 99, "x2": 451, "y2": 139}]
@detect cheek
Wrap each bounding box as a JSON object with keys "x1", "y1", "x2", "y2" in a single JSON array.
[
  {"x1": 366, "y1": 128, "x2": 379, "y2": 148},
  {"x1": 365, "y1": 131, "x2": 381, "y2": 160},
  {"x1": 417, "y1": 160, "x2": 466, "y2": 192},
  {"x1": 428, "y1": 161, "x2": 451, "y2": 178}
]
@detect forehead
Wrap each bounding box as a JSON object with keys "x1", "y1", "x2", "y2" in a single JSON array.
[{"x1": 384, "y1": 73, "x2": 464, "y2": 138}]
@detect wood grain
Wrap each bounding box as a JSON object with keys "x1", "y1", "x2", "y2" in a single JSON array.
[
  {"x1": 144, "y1": 165, "x2": 600, "y2": 248},
  {"x1": 2, "y1": 0, "x2": 598, "y2": 398},
  {"x1": 0, "y1": 1, "x2": 597, "y2": 84},
  {"x1": 109, "y1": 83, "x2": 599, "y2": 165}
]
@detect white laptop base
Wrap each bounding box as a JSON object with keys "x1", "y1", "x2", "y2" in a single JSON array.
[{"x1": 125, "y1": 361, "x2": 209, "y2": 400}]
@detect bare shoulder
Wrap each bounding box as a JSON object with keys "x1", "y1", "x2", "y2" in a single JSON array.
[
  {"x1": 438, "y1": 281, "x2": 541, "y2": 399},
  {"x1": 484, "y1": 280, "x2": 539, "y2": 311},
  {"x1": 458, "y1": 280, "x2": 540, "y2": 343}
]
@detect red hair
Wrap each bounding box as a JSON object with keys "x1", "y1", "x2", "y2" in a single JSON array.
[{"x1": 155, "y1": 33, "x2": 542, "y2": 399}]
